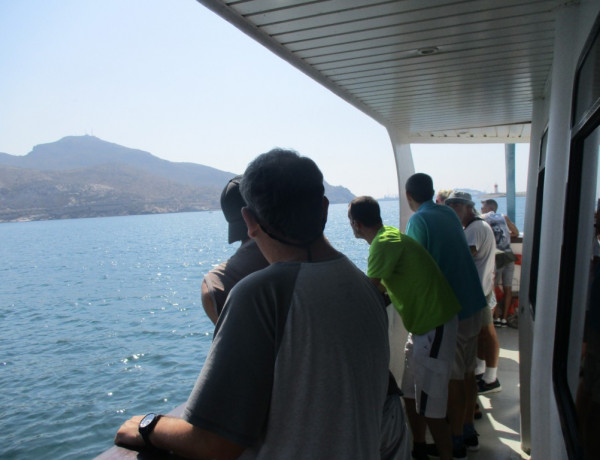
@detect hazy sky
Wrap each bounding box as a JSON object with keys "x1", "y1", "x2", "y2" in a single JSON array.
[{"x1": 0, "y1": 0, "x2": 529, "y2": 197}]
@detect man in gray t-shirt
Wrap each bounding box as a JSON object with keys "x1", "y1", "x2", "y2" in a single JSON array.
[
  {"x1": 188, "y1": 254, "x2": 389, "y2": 458},
  {"x1": 115, "y1": 149, "x2": 390, "y2": 459}
]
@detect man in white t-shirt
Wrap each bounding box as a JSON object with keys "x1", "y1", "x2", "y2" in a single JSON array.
[{"x1": 446, "y1": 191, "x2": 499, "y2": 452}]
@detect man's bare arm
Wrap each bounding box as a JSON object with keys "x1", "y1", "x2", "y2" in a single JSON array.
[
  {"x1": 115, "y1": 415, "x2": 245, "y2": 460},
  {"x1": 369, "y1": 277, "x2": 384, "y2": 291},
  {"x1": 503, "y1": 215, "x2": 519, "y2": 237},
  {"x1": 201, "y1": 279, "x2": 219, "y2": 325}
]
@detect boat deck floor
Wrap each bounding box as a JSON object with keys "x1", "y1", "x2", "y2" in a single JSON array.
[{"x1": 458, "y1": 325, "x2": 529, "y2": 460}]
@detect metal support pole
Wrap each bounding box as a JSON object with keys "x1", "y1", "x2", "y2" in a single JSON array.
[{"x1": 505, "y1": 144, "x2": 516, "y2": 222}]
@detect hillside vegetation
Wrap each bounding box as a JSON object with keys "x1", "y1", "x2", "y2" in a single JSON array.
[{"x1": 0, "y1": 136, "x2": 355, "y2": 222}]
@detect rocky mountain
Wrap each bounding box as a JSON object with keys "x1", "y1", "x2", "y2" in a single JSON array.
[
  {"x1": 0, "y1": 136, "x2": 236, "y2": 187},
  {"x1": 0, "y1": 136, "x2": 355, "y2": 223}
]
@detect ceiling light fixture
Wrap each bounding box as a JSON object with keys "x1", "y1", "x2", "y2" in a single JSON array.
[{"x1": 417, "y1": 46, "x2": 439, "y2": 56}]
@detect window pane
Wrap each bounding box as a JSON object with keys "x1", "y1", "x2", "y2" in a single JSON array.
[
  {"x1": 575, "y1": 126, "x2": 600, "y2": 460},
  {"x1": 575, "y1": 28, "x2": 600, "y2": 124},
  {"x1": 528, "y1": 131, "x2": 548, "y2": 316}
]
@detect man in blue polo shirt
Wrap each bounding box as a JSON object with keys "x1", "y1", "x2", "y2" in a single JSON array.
[{"x1": 405, "y1": 173, "x2": 486, "y2": 460}]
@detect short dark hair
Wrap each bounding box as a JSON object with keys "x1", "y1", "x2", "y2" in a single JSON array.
[
  {"x1": 348, "y1": 196, "x2": 382, "y2": 227},
  {"x1": 482, "y1": 199, "x2": 498, "y2": 212},
  {"x1": 240, "y1": 148, "x2": 325, "y2": 244},
  {"x1": 405, "y1": 173, "x2": 435, "y2": 203}
]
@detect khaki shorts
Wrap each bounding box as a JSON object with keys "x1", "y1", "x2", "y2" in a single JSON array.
[
  {"x1": 481, "y1": 292, "x2": 496, "y2": 326},
  {"x1": 401, "y1": 316, "x2": 458, "y2": 418},
  {"x1": 451, "y1": 309, "x2": 484, "y2": 379},
  {"x1": 481, "y1": 305, "x2": 493, "y2": 326}
]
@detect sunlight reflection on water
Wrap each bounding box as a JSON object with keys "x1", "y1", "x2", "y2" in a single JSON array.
[{"x1": 0, "y1": 198, "x2": 527, "y2": 459}]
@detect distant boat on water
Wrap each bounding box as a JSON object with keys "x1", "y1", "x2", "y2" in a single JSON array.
[{"x1": 478, "y1": 191, "x2": 527, "y2": 199}]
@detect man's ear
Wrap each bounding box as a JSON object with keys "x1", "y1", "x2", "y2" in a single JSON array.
[
  {"x1": 241, "y1": 207, "x2": 260, "y2": 239},
  {"x1": 322, "y1": 196, "x2": 330, "y2": 225}
]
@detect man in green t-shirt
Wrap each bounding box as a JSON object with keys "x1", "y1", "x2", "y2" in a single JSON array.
[{"x1": 349, "y1": 196, "x2": 460, "y2": 460}]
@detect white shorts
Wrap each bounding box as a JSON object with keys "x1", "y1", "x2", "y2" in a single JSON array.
[
  {"x1": 401, "y1": 316, "x2": 458, "y2": 418},
  {"x1": 496, "y1": 262, "x2": 515, "y2": 287}
]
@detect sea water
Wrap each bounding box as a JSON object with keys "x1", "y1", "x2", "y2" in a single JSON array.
[{"x1": 0, "y1": 199, "x2": 525, "y2": 459}]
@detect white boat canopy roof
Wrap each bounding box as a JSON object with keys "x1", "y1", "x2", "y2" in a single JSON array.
[{"x1": 197, "y1": 0, "x2": 563, "y2": 144}]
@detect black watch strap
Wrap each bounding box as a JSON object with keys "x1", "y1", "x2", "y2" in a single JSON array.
[{"x1": 139, "y1": 413, "x2": 162, "y2": 446}]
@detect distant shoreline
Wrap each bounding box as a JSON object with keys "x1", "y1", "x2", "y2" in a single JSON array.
[
  {"x1": 377, "y1": 191, "x2": 527, "y2": 202},
  {"x1": 478, "y1": 192, "x2": 527, "y2": 199}
]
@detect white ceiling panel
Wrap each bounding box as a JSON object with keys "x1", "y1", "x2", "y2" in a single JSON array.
[{"x1": 197, "y1": 0, "x2": 564, "y2": 141}]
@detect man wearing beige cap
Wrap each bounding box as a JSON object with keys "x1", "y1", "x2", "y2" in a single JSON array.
[{"x1": 446, "y1": 191, "x2": 499, "y2": 451}]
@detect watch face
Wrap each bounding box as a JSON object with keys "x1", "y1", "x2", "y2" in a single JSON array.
[{"x1": 140, "y1": 413, "x2": 155, "y2": 429}]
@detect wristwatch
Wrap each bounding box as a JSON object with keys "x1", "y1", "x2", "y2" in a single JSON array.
[{"x1": 139, "y1": 413, "x2": 162, "y2": 446}]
